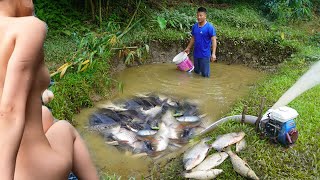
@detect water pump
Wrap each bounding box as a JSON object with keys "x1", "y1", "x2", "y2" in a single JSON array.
[{"x1": 260, "y1": 106, "x2": 299, "y2": 146}]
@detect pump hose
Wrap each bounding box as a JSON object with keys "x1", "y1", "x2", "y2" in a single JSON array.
[{"x1": 199, "y1": 115, "x2": 258, "y2": 136}]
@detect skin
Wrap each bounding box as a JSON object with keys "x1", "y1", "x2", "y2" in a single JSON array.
[
  {"x1": 185, "y1": 11, "x2": 217, "y2": 62},
  {"x1": 0, "y1": 0, "x2": 99, "y2": 179}
]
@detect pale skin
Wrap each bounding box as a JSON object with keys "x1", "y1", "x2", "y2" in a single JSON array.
[
  {"x1": 185, "y1": 11, "x2": 217, "y2": 62},
  {"x1": 0, "y1": 0, "x2": 99, "y2": 179}
]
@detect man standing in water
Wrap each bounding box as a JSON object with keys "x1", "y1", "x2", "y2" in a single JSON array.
[{"x1": 185, "y1": 7, "x2": 217, "y2": 78}]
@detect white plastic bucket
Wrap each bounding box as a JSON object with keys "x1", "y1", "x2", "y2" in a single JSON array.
[{"x1": 173, "y1": 52, "x2": 188, "y2": 65}]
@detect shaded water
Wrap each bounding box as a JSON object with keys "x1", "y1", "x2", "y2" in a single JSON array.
[{"x1": 75, "y1": 63, "x2": 264, "y2": 178}]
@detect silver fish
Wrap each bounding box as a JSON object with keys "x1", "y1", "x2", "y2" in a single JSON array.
[
  {"x1": 183, "y1": 169, "x2": 223, "y2": 179},
  {"x1": 161, "y1": 110, "x2": 178, "y2": 127},
  {"x1": 152, "y1": 122, "x2": 169, "y2": 151},
  {"x1": 89, "y1": 123, "x2": 121, "y2": 136},
  {"x1": 211, "y1": 132, "x2": 246, "y2": 151},
  {"x1": 111, "y1": 128, "x2": 138, "y2": 146},
  {"x1": 176, "y1": 116, "x2": 201, "y2": 123},
  {"x1": 141, "y1": 106, "x2": 162, "y2": 118},
  {"x1": 236, "y1": 138, "x2": 246, "y2": 153},
  {"x1": 161, "y1": 111, "x2": 183, "y2": 139},
  {"x1": 98, "y1": 102, "x2": 127, "y2": 111},
  {"x1": 183, "y1": 138, "x2": 211, "y2": 170},
  {"x1": 226, "y1": 147, "x2": 259, "y2": 180},
  {"x1": 192, "y1": 152, "x2": 229, "y2": 171},
  {"x1": 137, "y1": 130, "x2": 157, "y2": 137}
]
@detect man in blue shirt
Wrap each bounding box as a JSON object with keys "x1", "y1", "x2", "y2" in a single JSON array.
[{"x1": 185, "y1": 7, "x2": 217, "y2": 77}]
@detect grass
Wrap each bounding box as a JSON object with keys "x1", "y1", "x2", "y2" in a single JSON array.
[{"x1": 156, "y1": 60, "x2": 319, "y2": 180}]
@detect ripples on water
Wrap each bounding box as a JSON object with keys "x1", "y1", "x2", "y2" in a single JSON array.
[{"x1": 75, "y1": 62, "x2": 264, "y2": 178}]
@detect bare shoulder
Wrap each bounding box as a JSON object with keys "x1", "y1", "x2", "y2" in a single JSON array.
[{"x1": 13, "y1": 16, "x2": 47, "y2": 39}]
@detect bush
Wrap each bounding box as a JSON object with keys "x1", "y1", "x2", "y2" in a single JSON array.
[{"x1": 263, "y1": 0, "x2": 313, "y2": 23}]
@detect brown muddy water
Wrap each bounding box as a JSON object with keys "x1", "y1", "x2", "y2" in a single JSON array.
[{"x1": 75, "y1": 62, "x2": 265, "y2": 178}]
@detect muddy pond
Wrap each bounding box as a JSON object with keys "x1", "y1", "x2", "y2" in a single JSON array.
[{"x1": 75, "y1": 62, "x2": 265, "y2": 178}]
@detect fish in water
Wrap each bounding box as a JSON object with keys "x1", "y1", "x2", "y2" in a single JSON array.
[
  {"x1": 96, "y1": 108, "x2": 122, "y2": 122},
  {"x1": 192, "y1": 152, "x2": 229, "y2": 171},
  {"x1": 183, "y1": 138, "x2": 211, "y2": 170},
  {"x1": 137, "y1": 130, "x2": 157, "y2": 137},
  {"x1": 182, "y1": 169, "x2": 223, "y2": 179},
  {"x1": 151, "y1": 122, "x2": 169, "y2": 152},
  {"x1": 141, "y1": 106, "x2": 163, "y2": 119},
  {"x1": 176, "y1": 115, "x2": 201, "y2": 123},
  {"x1": 89, "y1": 112, "x2": 118, "y2": 126},
  {"x1": 89, "y1": 123, "x2": 121, "y2": 137},
  {"x1": 161, "y1": 110, "x2": 184, "y2": 139},
  {"x1": 211, "y1": 132, "x2": 246, "y2": 151},
  {"x1": 111, "y1": 128, "x2": 138, "y2": 146},
  {"x1": 225, "y1": 147, "x2": 259, "y2": 180},
  {"x1": 236, "y1": 138, "x2": 246, "y2": 153},
  {"x1": 131, "y1": 141, "x2": 153, "y2": 154}
]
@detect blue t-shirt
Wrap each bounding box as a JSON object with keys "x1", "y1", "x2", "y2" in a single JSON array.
[{"x1": 191, "y1": 22, "x2": 216, "y2": 58}]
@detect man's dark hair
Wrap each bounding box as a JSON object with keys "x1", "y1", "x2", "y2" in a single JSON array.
[{"x1": 197, "y1": 7, "x2": 207, "y2": 14}]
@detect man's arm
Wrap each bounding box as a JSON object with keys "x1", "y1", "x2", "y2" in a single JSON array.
[
  {"x1": 211, "y1": 36, "x2": 217, "y2": 62},
  {"x1": 0, "y1": 17, "x2": 47, "y2": 179},
  {"x1": 184, "y1": 36, "x2": 195, "y2": 55}
]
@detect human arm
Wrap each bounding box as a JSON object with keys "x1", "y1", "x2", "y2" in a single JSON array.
[
  {"x1": 211, "y1": 36, "x2": 217, "y2": 62},
  {"x1": 184, "y1": 36, "x2": 195, "y2": 55},
  {"x1": 0, "y1": 18, "x2": 47, "y2": 179}
]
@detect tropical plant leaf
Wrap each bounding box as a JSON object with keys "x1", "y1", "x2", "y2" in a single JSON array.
[
  {"x1": 57, "y1": 62, "x2": 71, "y2": 71},
  {"x1": 80, "y1": 63, "x2": 90, "y2": 72},
  {"x1": 81, "y1": 59, "x2": 90, "y2": 65},
  {"x1": 281, "y1": 32, "x2": 285, "y2": 40},
  {"x1": 157, "y1": 16, "x2": 167, "y2": 30},
  {"x1": 60, "y1": 64, "x2": 70, "y2": 78}
]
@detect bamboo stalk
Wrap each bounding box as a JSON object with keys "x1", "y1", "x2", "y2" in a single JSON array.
[
  {"x1": 89, "y1": 0, "x2": 95, "y2": 21},
  {"x1": 99, "y1": 0, "x2": 102, "y2": 26},
  {"x1": 118, "y1": 0, "x2": 141, "y2": 39},
  {"x1": 111, "y1": 46, "x2": 138, "y2": 50}
]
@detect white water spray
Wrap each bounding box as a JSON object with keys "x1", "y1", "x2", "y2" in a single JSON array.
[{"x1": 272, "y1": 61, "x2": 320, "y2": 109}]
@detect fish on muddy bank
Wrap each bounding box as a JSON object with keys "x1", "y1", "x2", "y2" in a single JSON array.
[
  {"x1": 211, "y1": 132, "x2": 246, "y2": 151},
  {"x1": 182, "y1": 169, "x2": 223, "y2": 179},
  {"x1": 225, "y1": 147, "x2": 259, "y2": 180},
  {"x1": 192, "y1": 152, "x2": 229, "y2": 171},
  {"x1": 183, "y1": 138, "x2": 211, "y2": 170}
]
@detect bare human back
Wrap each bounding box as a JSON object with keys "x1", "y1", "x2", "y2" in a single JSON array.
[{"x1": 0, "y1": 1, "x2": 99, "y2": 179}]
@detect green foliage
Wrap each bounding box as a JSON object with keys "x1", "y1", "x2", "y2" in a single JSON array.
[
  {"x1": 51, "y1": 32, "x2": 113, "y2": 78},
  {"x1": 309, "y1": 32, "x2": 320, "y2": 47},
  {"x1": 154, "y1": 9, "x2": 196, "y2": 31},
  {"x1": 264, "y1": 0, "x2": 313, "y2": 23},
  {"x1": 49, "y1": 60, "x2": 112, "y2": 122},
  {"x1": 34, "y1": 0, "x2": 91, "y2": 36},
  {"x1": 208, "y1": 5, "x2": 269, "y2": 29}
]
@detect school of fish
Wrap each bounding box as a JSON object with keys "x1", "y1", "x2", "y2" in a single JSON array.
[{"x1": 88, "y1": 94, "x2": 205, "y2": 156}]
